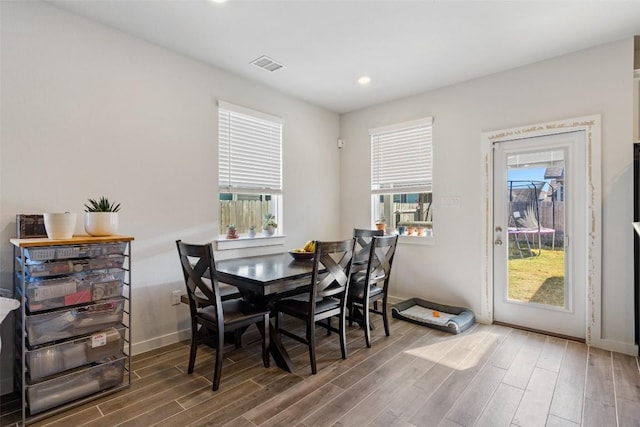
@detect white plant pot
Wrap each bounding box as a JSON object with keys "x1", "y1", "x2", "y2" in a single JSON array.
[
  {"x1": 43, "y1": 213, "x2": 77, "y2": 239},
  {"x1": 84, "y1": 212, "x2": 118, "y2": 236},
  {"x1": 263, "y1": 225, "x2": 276, "y2": 236}
]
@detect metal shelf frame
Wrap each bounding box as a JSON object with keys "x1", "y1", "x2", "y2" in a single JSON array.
[{"x1": 11, "y1": 236, "x2": 133, "y2": 426}]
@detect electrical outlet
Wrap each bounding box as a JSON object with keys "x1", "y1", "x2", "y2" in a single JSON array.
[{"x1": 171, "y1": 290, "x2": 182, "y2": 306}]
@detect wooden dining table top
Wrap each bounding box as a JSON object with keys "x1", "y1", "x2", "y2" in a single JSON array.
[{"x1": 215, "y1": 252, "x2": 316, "y2": 297}]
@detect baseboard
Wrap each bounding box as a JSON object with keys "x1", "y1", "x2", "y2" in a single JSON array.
[
  {"x1": 131, "y1": 328, "x2": 191, "y2": 356},
  {"x1": 589, "y1": 337, "x2": 639, "y2": 356},
  {"x1": 388, "y1": 295, "x2": 404, "y2": 305}
]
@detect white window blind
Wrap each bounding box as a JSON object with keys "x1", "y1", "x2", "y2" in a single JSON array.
[
  {"x1": 370, "y1": 117, "x2": 433, "y2": 194},
  {"x1": 218, "y1": 101, "x2": 283, "y2": 194}
]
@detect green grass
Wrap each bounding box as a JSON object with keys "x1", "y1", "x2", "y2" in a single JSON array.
[{"x1": 508, "y1": 249, "x2": 565, "y2": 307}]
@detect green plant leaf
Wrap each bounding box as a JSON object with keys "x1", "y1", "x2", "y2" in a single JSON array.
[{"x1": 84, "y1": 196, "x2": 121, "y2": 212}]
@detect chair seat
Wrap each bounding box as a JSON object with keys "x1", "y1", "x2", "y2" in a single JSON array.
[
  {"x1": 199, "y1": 299, "x2": 269, "y2": 326},
  {"x1": 276, "y1": 297, "x2": 340, "y2": 317}
]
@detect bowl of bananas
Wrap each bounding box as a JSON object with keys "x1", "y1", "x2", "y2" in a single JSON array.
[{"x1": 288, "y1": 241, "x2": 315, "y2": 260}]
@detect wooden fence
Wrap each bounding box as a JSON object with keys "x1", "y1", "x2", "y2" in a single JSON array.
[{"x1": 220, "y1": 200, "x2": 273, "y2": 233}]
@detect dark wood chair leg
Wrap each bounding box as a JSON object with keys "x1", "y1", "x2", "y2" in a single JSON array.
[
  {"x1": 339, "y1": 312, "x2": 347, "y2": 359},
  {"x1": 326, "y1": 317, "x2": 332, "y2": 336},
  {"x1": 188, "y1": 321, "x2": 198, "y2": 374},
  {"x1": 308, "y1": 320, "x2": 317, "y2": 374},
  {"x1": 382, "y1": 297, "x2": 390, "y2": 337},
  {"x1": 348, "y1": 303, "x2": 354, "y2": 326},
  {"x1": 212, "y1": 327, "x2": 225, "y2": 391},
  {"x1": 364, "y1": 301, "x2": 372, "y2": 348}
]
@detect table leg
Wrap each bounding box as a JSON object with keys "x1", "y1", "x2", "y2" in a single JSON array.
[
  {"x1": 252, "y1": 317, "x2": 295, "y2": 372},
  {"x1": 350, "y1": 306, "x2": 376, "y2": 330},
  {"x1": 268, "y1": 321, "x2": 295, "y2": 372}
]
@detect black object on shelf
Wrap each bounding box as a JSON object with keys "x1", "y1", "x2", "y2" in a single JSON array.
[{"x1": 16, "y1": 214, "x2": 47, "y2": 238}]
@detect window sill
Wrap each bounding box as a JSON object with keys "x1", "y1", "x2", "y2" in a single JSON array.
[
  {"x1": 397, "y1": 235, "x2": 435, "y2": 246},
  {"x1": 214, "y1": 234, "x2": 286, "y2": 251}
]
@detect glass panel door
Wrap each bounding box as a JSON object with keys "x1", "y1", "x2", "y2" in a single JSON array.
[
  {"x1": 506, "y1": 150, "x2": 565, "y2": 308},
  {"x1": 493, "y1": 131, "x2": 586, "y2": 339}
]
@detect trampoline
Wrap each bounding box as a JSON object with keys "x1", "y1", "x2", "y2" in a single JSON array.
[{"x1": 507, "y1": 180, "x2": 558, "y2": 258}]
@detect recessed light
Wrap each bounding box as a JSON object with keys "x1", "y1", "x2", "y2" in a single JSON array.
[
  {"x1": 358, "y1": 76, "x2": 371, "y2": 85},
  {"x1": 210, "y1": 0, "x2": 227, "y2": 3}
]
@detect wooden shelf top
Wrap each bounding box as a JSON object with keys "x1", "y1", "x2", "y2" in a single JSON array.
[{"x1": 10, "y1": 235, "x2": 135, "y2": 247}]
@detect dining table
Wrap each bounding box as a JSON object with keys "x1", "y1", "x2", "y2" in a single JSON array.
[{"x1": 215, "y1": 252, "x2": 317, "y2": 372}]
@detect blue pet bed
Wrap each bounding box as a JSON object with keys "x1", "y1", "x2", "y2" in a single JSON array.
[{"x1": 392, "y1": 298, "x2": 475, "y2": 334}]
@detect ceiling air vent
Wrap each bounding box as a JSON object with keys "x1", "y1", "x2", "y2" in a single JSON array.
[{"x1": 251, "y1": 55, "x2": 284, "y2": 72}]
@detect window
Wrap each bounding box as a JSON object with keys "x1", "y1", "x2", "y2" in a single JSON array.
[
  {"x1": 218, "y1": 101, "x2": 283, "y2": 236},
  {"x1": 370, "y1": 117, "x2": 433, "y2": 237}
]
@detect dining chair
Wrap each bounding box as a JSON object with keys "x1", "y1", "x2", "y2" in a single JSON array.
[
  {"x1": 176, "y1": 240, "x2": 270, "y2": 391},
  {"x1": 274, "y1": 238, "x2": 356, "y2": 374},
  {"x1": 347, "y1": 234, "x2": 398, "y2": 348},
  {"x1": 349, "y1": 228, "x2": 384, "y2": 325},
  {"x1": 352, "y1": 228, "x2": 384, "y2": 273}
]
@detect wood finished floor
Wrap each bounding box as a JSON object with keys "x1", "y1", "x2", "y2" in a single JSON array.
[{"x1": 2, "y1": 313, "x2": 639, "y2": 427}]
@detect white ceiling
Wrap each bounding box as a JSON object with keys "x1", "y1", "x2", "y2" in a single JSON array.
[{"x1": 48, "y1": 0, "x2": 640, "y2": 114}]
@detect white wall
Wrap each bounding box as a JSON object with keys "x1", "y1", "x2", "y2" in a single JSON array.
[
  {"x1": 340, "y1": 38, "x2": 636, "y2": 354},
  {"x1": 0, "y1": 1, "x2": 340, "y2": 394}
]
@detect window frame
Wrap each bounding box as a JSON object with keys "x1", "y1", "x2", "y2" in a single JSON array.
[
  {"x1": 370, "y1": 117, "x2": 434, "y2": 243},
  {"x1": 217, "y1": 101, "x2": 284, "y2": 242}
]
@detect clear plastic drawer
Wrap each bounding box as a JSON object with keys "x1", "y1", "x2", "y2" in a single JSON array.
[
  {"x1": 26, "y1": 326, "x2": 125, "y2": 381},
  {"x1": 27, "y1": 356, "x2": 125, "y2": 414},
  {"x1": 23, "y1": 255, "x2": 125, "y2": 278},
  {"x1": 24, "y1": 243, "x2": 127, "y2": 261},
  {"x1": 26, "y1": 298, "x2": 125, "y2": 347},
  {"x1": 23, "y1": 271, "x2": 124, "y2": 312}
]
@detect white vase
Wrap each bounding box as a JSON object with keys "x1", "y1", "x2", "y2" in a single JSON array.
[
  {"x1": 84, "y1": 212, "x2": 118, "y2": 236},
  {"x1": 43, "y1": 213, "x2": 77, "y2": 239},
  {"x1": 263, "y1": 225, "x2": 275, "y2": 236}
]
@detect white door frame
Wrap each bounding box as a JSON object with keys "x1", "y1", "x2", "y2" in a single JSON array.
[{"x1": 480, "y1": 115, "x2": 601, "y2": 346}]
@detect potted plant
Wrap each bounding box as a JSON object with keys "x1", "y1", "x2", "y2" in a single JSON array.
[
  {"x1": 375, "y1": 216, "x2": 386, "y2": 231},
  {"x1": 248, "y1": 225, "x2": 256, "y2": 238},
  {"x1": 262, "y1": 213, "x2": 277, "y2": 236},
  {"x1": 226, "y1": 224, "x2": 239, "y2": 239},
  {"x1": 84, "y1": 196, "x2": 120, "y2": 236}
]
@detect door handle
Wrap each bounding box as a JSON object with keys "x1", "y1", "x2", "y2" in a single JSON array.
[{"x1": 495, "y1": 239, "x2": 503, "y2": 246}]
